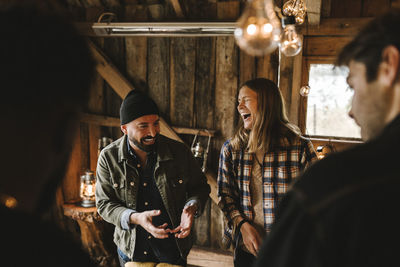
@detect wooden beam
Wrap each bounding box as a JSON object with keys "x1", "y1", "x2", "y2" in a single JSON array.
[
  {"x1": 80, "y1": 113, "x2": 120, "y2": 127},
  {"x1": 88, "y1": 41, "x2": 133, "y2": 99},
  {"x1": 305, "y1": 0, "x2": 322, "y2": 26},
  {"x1": 300, "y1": 17, "x2": 372, "y2": 36},
  {"x1": 167, "y1": 0, "x2": 185, "y2": 18},
  {"x1": 172, "y1": 127, "x2": 216, "y2": 137}
]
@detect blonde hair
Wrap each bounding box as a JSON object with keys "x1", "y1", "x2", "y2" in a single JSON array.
[{"x1": 231, "y1": 78, "x2": 301, "y2": 153}]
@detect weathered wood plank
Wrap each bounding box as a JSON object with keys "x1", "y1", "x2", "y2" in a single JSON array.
[
  {"x1": 256, "y1": 50, "x2": 279, "y2": 84},
  {"x1": 321, "y1": 0, "x2": 331, "y2": 18},
  {"x1": 192, "y1": 37, "x2": 216, "y2": 248},
  {"x1": 300, "y1": 18, "x2": 372, "y2": 36},
  {"x1": 80, "y1": 113, "x2": 120, "y2": 127},
  {"x1": 279, "y1": 52, "x2": 295, "y2": 119},
  {"x1": 89, "y1": 41, "x2": 133, "y2": 99},
  {"x1": 167, "y1": 0, "x2": 184, "y2": 18},
  {"x1": 211, "y1": 1, "x2": 240, "y2": 251},
  {"x1": 298, "y1": 58, "x2": 311, "y2": 133},
  {"x1": 216, "y1": 0, "x2": 240, "y2": 20},
  {"x1": 184, "y1": 0, "x2": 217, "y2": 20},
  {"x1": 170, "y1": 37, "x2": 196, "y2": 126},
  {"x1": 103, "y1": 37, "x2": 125, "y2": 140},
  {"x1": 214, "y1": 36, "x2": 238, "y2": 149},
  {"x1": 125, "y1": 37, "x2": 147, "y2": 87},
  {"x1": 330, "y1": 0, "x2": 362, "y2": 17},
  {"x1": 148, "y1": 38, "x2": 170, "y2": 116},
  {"x1": 124, "y1": 4, "x2": 148, "y2": 21},
  {"x1": 194, "y1": 37, "x2": 216, "y2": 130},
  {"x1": 362, "y1": 0, "x2": 391, "y2": 17},
  {"x1": 239, "y1": 52, "x2": 256, "y2": 86},
  {"x1": 87, "y1": 67, "x2": 104, "y2": 172},
  {"x1": 147, "y1": 0, "x2": 165, "y2": 21},
  {"x1": 303, "y1": 36, "x2": 353, "y2": 56},
  {"x1": 172, "y1": 127, "x2": 215, "y2": 137},
  {"x1": 288, "y1": 36, "x2": 304, "y2": 126}
]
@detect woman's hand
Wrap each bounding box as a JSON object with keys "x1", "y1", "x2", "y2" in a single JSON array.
[{"x1": 240, "y1": 221, "x2": 262, "y2": 256}]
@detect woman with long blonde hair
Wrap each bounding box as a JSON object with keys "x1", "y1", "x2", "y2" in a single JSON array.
[{"x1": 217, "y1": 78, "x2": 317, "y2": 266}]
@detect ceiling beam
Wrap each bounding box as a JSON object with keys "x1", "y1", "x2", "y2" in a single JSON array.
[
  {"x1": 88, "y1": 41, "x2": 133, "y2": 98},
  {"x1": 168, "y1": 0, "x2": 185, "y2": 18}
]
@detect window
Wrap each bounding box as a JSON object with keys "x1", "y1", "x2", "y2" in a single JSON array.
[{"x1": 304, "y1": 63, "x2": 360, "y2": 139}]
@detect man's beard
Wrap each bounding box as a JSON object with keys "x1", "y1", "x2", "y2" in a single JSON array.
[{"x1": 130, "y1": 134, "x2": 158, "y2": 152}]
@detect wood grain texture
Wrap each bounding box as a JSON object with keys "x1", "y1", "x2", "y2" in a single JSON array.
[
  {"x1": 211, "y1": 1, "x2": 239, "y2": 251},
  {"x1": 362, "y1": 0, "x2": 391, "y2": 17},
  {"x1": 125, "y1": 37, "x2": 148, "y2": 87},
  {"x1": 330, "y1": 0, "x2": 362, "y2": 17},
  {"x1": 89, "y1": 41, "x2": 133, "y2": 99},
  {"x1": 239, "y1": 52, "x2": 256, "y2": 86},
  {"x1": 216, "y1": 0, "x2": 240, "y2": 20},
  {"x1": 87, "y1": 68, "x2": 104, "y2": 173},
  {"x1": 303, "y1": 36, "x2": 353, "y2": 57},
  {"x1": 300, "y1": 18, "x2": 372, "y2": 36},
  {"x1": 195, "y1": 37, "x2": 216, "y2": 130},
  {"x1": 256, "y1": 49, "x2": 279, "y2": 84},
  {"x1": 170, "y1": 37, "x2": 196, "y2": 126},
  {"x1": 289, "y1": 36, "x2": 304, "y2": 126},
  {"x1": 148, "y1": 38, "x2": 170, "y2": 117}
]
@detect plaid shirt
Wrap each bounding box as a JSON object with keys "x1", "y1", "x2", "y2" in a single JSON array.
[{"x1": 217, "y1": 136, "x2": 317, "y2": 233}]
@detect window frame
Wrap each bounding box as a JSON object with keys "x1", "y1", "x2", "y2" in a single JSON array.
[{"x1": 298, "y1": 56, "x2": 362, "y2": 142}]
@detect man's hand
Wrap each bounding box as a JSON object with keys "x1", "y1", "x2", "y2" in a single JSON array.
[
  {"x1": 129, "y1": 210, "x2": 170, "y2": 239},
  {"x1": 170, "y1": 204, "x2": 197, "y2": 239},
  {"x1": 241, "y1": 222, "x2": 262, "y2": 256}
]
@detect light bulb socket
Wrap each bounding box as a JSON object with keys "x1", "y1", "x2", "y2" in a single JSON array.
[{"x1": 281, "y1": 16, "x2": 296, "y2": 27}]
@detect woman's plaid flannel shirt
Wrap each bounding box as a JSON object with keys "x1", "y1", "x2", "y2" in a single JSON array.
[{"x1": 217, "y1": 136, "x2": 317, "y2": 233}]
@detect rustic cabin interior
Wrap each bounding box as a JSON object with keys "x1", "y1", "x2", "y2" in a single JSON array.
[{"x1": 5, "y1": 0, "x2": 399, "y2": 266}]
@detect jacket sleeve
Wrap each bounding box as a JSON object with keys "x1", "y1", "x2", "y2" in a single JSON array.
[
  {"x1": 254, "y1": 190, "x2": 321, "y2": 267},
  {"x1": 217, "y1": 141, "x2": 242, "y2": 225},
  {"x1": 95, "y1": 150, "x2": 131, "y2": 229}
]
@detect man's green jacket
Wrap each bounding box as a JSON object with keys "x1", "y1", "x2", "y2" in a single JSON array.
[{"x1": 96, "y1": 134, "x2": 211, "y2": 259}]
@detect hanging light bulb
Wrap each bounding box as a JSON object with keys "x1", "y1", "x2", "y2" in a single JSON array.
[
  {"x1": 234, "y1": 0, "x2": 281, "y2": 56},
  {"x1": 300, "y1": 85, "x2": 310, "y2": 96},
  {"x1": 282, "y1": 0, "x2": 296, "y2": 16},
  {"x1": 282, "y1": 0, "x2": 307, "y2": 25},
  {"x1": 280, "y1": 16, "x2": 302, "y2": 57}
]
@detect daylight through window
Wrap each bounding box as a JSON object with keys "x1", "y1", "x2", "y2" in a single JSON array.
[{"x1": 305, "y1": 64, "x2": 361, "y2": 139}]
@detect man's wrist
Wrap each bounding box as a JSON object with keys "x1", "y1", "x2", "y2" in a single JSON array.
[{"x1": 185, "y1": 201, "x2": 199, "y2": 217}]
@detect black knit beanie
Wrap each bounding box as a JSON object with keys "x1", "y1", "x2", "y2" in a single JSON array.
[{"x1": 120, "y1": 90, "x2": 159, "y2": 125}]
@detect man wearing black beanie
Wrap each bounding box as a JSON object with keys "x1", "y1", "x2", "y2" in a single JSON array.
[{"x1": 95, "y1": 90, "x2": 210, "y2": 267}]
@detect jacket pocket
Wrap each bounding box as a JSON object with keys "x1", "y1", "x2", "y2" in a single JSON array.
[{"x1": 110, "y1": 177, "x2": 126, "y2": 202}]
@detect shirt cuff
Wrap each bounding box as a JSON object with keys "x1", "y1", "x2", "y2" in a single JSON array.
[
  {"x1": 121, "y1": 209, "x2": 136, "y2": 230},
  {"x1": 184, "y1": 199, "x2": 200, "y2": 218}
]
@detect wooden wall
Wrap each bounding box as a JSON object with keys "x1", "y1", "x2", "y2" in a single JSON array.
[{"x1": 52, "y1": 0, "x2": 399, "y2": 262}]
